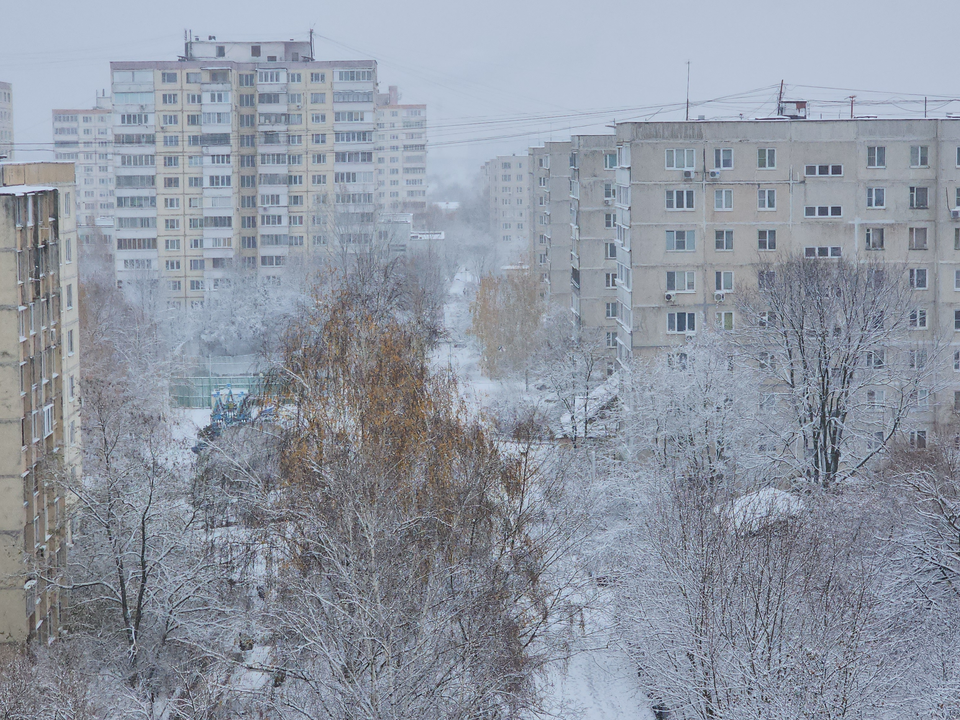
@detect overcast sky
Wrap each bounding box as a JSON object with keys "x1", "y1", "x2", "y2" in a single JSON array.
[{"x1": 2, "y1": 0, "x2": 958, "y2": 186}]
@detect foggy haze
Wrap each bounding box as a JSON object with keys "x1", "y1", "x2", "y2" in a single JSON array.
[{"x1": 2, "y1": 0, "x2": 956, "y2": 185}]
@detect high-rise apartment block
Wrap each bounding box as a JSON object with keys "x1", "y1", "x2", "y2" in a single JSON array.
[
  {"x1": 53, "y1": 95, "x2": 115, "y2": 253},
  {"x1": 0, "y1": 162, "x2": 81, "y2": 643},
  {"x1": 375, "y1": 85, "x2": 427, "y2": 212},
  {"x1": 569, "y1": 135, "x2": 619, "y2": 354},
  {"x1": 482, "y1": 155, "x2": 531, "y2": 265},
  {"x1": 529, "y1": 142, "x2": 571, "y2": 305},
  {"x1": 0, "y1": 82, "x2": 13, "y2": 161},
  {"x1": 109, "y1": 37, "x2": 379, "y2": 306}
]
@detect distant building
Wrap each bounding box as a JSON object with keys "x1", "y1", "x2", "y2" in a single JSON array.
[
  {"x1": 375, "y1": 86, "x2": 427, "y2": 213},
  {"x1": 108, "y1": 36, "x2": 379, "y2": 308},
  {"x1": 52, "y1": 94, "x2": 115, "y2": 262},
  {"x1": 481, "y1": 154, "x2": 531, "y2": 266},
  {"x1": 0, "y1": 81, "x2": 13, "y2": 160},
  {"x1": 529, "y1": 142, "x2": 572, "y2": 306},
  {"x1": 0, "y1": 162, "x2": 81, "y2": 643}
]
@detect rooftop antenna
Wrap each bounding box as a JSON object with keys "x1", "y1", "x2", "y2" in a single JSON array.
[
  {"x1": 848, "y1": 95, "x2": 856, "y2": 119},
  {"x1": 309, "y1": 28, "x2": 315, "y2": 60},
  {"x1": 685, "y1": 61, "x2": 691, "y2": 121},
  {"x1": 776, "y1": 79, "x2": 784, "y2": 116}
]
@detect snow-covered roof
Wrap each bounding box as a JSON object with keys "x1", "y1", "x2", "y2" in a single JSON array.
[
  {"x1": 717, "y1": 488, "x2": 805, "y2": 533},
  {"x1": 0, "y1": 185, "x2": 57, "y2": 196}
]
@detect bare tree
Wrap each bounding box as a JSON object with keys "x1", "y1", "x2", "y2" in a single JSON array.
[{"x1": 735, "y1": 256, "x2": 935, "y2": 488}]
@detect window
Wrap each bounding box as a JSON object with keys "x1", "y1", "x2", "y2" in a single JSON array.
[
  {"x1": 605, "y1": 272, "x2": 617, "y2": 288},
  {"x1": 866, "y1": 187, "x2": 885, "y2": 208},
  {"x1": 804, "y1": 164, "x2": 843, "y2": 177},
  {"x1": 715, "y1": 229, "x2": 733, "y2": 250},
  {"x1": 666, "y1": 229, "x2": 695, "y2": 251},
  {"x1": 666, "y1": 271, "x2": 696, "y2": 292},
  {"x1": 163, "y1": 156, "x2": 179, "y2": 167},
  {"x1": 606, "y1": 331, "x2": 617, "y2": 348},
  {"x1": 758, "y1": 189, "x2": 776, "y2": 210},
  {"x1": 910, "y1": 145, "x2": 929, "y2": 168},
  {"x1": 909, "y1": 308, "x2": 928, "y2": 329},
  {"x1": 165, "y1": 239, "x2": 181, "y2": 251},
  {"x1": 757, "y1": 148, "x2": 776, "y2": 168},
  {"x1": 311, "y1": 72, "x2": 325, "y2": 83},
  {"x1": 714, "y1": 189, "x2": 733, "y2": 210},
  {"x1": 758, "y1": 229, "x2": 776, "y2": 250},
  {"x1": 909, "y1": 227, "x2": 928, "y2": 250},
  {"x1": 164, "y1": 177, "x2": 180, "y2": 188},
  {"x1": 667, "y1": 312, "x2": 696, "y2": 333},
  {"x1": 758, "y1": 270, "x2": 776, "y2": 289},
  {"x1": 165, "y1": 260, "x2": 181, "y2": 271},
  {"x1": 865, "y1": 349, "x2": 885, "y2": 368},
  {"x1": 955, "y1": 310, "x2": 960, "y2": 331},
  {"x1": 910, "y1": 186, "x2": 929, "y2": 209},
  {"x1": 867, "y1": 146, "x2": 885, "y2": 168},
  {"x1": 804, "y1": 205, "x2": 842, "y2": 218},
  {"x1": 605, "y1": 213, "x2": 616, "y2": 228},
  {"x1": 909, "y1": 268, "x2": 928, "y2": 289},
  {"x1": 865, "y1": 228, "x2": 885, "y2": 250},
  {"x1": 161, "y1": 71, "x2": 177, "y2": 83},
  {"x1": 715, "y1": 311, "x2": 734, "y2": 331},
  {"x1": 909, "y1": 430, "x2": 927, "y2": 450},
  {"x1": 605, "y1": 302, "x2": 618, "y2": 319},
  {"x1": 605, "y1": 242, "x2": 617, "y2": 259},
  {"x1": 665, "y1": 149, "x2": 695, "y2": 169},
  {"x1": 190, "y1": 280, "x2": 204, "y2": 291},
  {"x1": 604, "y1": 152, "x2": 617, "y2": 169},
  {"x1": 908, "y1": 349, "x2": 928, "y2": 370},
  {"x1": 666, "y1": 189, "x2": 695, "y2": 209},
  {"x1": 189, "y1": 259, "x2": 205, "y2": 271},
  {"x1": 715, "y1": 271, "x2": 734, "y2": 292},
  {"x1": 804, "y1": 246, "x2": 843, "y2": 258},
  {"x1": 714, "y1": 148, "x2": 733, "y2": 169},
  {"x1": 65, "y1": 284, "x2": 73, "y2": 309}
]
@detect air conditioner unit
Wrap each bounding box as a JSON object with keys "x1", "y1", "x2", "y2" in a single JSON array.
[
  {"x1": 603, "y1": 198, "x2": 612, "y2": 205},
  {"x1": 664, "y1": 292, "x2": 675, "y2": 302},
  {"x1": 951, "y1": 208, "x2": 960, "y2": 220},
  {"x1": 709, "y1": 170, "x2": 721, "y2": 179},
  {"x1": 714, "y1": 291, "x2": 725, "y2": 303},
  {"x1": 682, "y1": 170, "x2": 694, "y2": 180}
]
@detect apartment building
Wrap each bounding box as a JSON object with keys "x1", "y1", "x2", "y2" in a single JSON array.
[
  {"x1": 52, "y1": 95, "x2": 115, "y2": 256},
  {"x1": 609, "y1": 118, "x2": 960, "y2": 429},
  {"x1": 481, "y1": 154, "x2": 531, "y2": 266},
  {"x1": 0, "y1": 162, "x2": 81, "y2": 643},
  {"x1": 570, "y1": 135, "x2": 619, "y2": 355},
  {"x1": 375, "y1": 86, "x2": 427, "y2": 212},
  {"x1": 110, "y1": 37, "x2": 378, "y2": 307},
  {"x1": 529, "y1": 143, "x2": 571, "y2": 303},
  {"x1": 0, "y1": 81, "x2": 13, "y2": 160}
]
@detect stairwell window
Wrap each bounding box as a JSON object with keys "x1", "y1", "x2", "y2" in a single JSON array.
[
  {"x1": 910, "y1": 186, "x2": 929, "y2": 209},
  {"x1": 909, "y1": 268, "x2": 928, "y2": 289},
  {"x1": 909, "y1": 227, "x2": 928, "y2": 250},
  {"x1": 865, "y1": 228, "x2": 885, "y2": 250},
  {"x1": 910, "y1": 145, "x2": 929, "y2": 168},
  {"x1": 758, "y1": 229, "x2": 776, "y2": 250}
]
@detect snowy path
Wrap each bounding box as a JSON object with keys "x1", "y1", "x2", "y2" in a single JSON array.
[{"x1": 435, "y1": 269, "x2": 652, "y2": 720}]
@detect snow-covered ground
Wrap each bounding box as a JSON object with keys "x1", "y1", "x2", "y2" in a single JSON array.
[{"x1": 436, "y1": 269, "x2": 652, "y2": 720}]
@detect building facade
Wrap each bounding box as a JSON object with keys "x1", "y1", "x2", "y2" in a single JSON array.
[
  {"x1": 0, "y1": 81, "x2": 13, "y2": 161},
  {"x1": 570, "y1": 135, "x2": 619, "y2": 354},
  {"x1": 53, "y1": 95, "x2": 115, "y2": 258},
  {"x1": 0, "y1": 162, "x2": 81, "y2": 643},
  {"x1": 609, "y1": 118, "x2": 960, "y2": 432},
  {"x1": 375, "y1": 86, "x2": 427, "y2": 212},
  {"x1": 482, "y1": 154, "x2": 531, "y2": 266},
  {"x1": 529, "y1": 142, "x2": 572, "y2": 308},
  {"x1": 109, "y1": 38, "x2": 378, "y2": 307}
]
